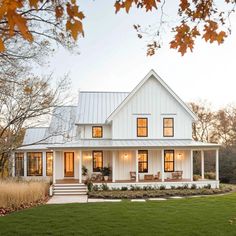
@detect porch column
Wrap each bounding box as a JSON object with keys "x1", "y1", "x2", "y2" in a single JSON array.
[
  {"x1": 135, "y1": 150, "x2": 139, "y2": 182},
  {"x1": 24, "y1": 152, "x2": 27, "y2": 177},
  {"x1": 201, "y1": 150, "x2": 205, "y2": 180},
  {"x1": 12, "y1": 152, "x2": 15, "y2": 177},
  {"x1": 161, "y1": 149, "x2": 164, "y2": 182},
  {"x1": 79, "y1": 150, "x2": 82, "y2": 184},
  {"x1": 53, "y1": 150, "x2": 56, "y2": 184},
  {"x1": 216, "y1": 149, "x2": 219, "y2": 181},
  {"x1": 112, "y1": 151, "x2": 116, "y2": 183},
  {"x1": 190, "y1": 149, "x2": 193, "y2": 181},
  {"x1": 42, "y1": 151, "x2": 46, "y2": 177}
]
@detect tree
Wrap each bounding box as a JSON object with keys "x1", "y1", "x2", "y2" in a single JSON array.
[
  {"x1": 0, "y1": 0, "x2": 235, "y2": 58},
  {"x1": 189, "y1": 101, "x2": 216, "y2": 143},
  {"x1": 0, "y1": 71, "x2": 71, "y2": 177}
]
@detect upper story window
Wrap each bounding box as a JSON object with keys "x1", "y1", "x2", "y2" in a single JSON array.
[
  {"x1": 93, "y1": 151, "x2": 103, "y2": 172},
  {"x1": 92, "y1": 126, "x2": 103, "y2": 138},
  {"x1": 163, "y1": 118, "x2": 174, "y2": 137},
  {"x1": 137, "y1": 118, "x2": 148, "y2": 137},
  {"x1": 164, "y1": 150, "x2": 174, "y2": 172}
]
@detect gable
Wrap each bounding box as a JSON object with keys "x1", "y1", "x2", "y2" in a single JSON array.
[{"x1": 107, "y1": 70, "x2": 197, "y2": 123}]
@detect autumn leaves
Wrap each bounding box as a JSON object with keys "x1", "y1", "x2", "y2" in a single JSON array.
[
  {"x1": 0, "y1": 0, "x2": 85, "y2": 52},
  {"x1": 0, "y1": 0, "x2": 231, "y2": 55}
]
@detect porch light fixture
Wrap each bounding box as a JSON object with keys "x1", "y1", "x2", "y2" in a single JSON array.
[
  {"x1": 177, "y1": 153, "x2": 182, "y2": 160},
  {"x1": 124, "y1": 153, "x2": 128, "y2": 159}
]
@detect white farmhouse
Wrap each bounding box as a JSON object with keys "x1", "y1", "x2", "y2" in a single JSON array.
[{"x1": 15, "y1": 70, "x2": 220, "y2": 194}]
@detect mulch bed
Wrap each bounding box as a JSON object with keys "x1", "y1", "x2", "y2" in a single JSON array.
[{"x1": 0, "y1": 197, "x2": 49, "y2": 216}]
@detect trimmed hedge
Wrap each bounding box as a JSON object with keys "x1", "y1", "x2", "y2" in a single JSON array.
[{"x1": 88, "y1": 184, "x2": 234, "y2": 199}]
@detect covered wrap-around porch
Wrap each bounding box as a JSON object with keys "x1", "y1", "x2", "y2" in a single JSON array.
[{"x1": 51, "y1": 139, "x2": 220, "y2": 189}]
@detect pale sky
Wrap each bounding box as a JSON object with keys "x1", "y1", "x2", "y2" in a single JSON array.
[{"x1": 34, "y1": 1, "x2": 236, "y2": 109}]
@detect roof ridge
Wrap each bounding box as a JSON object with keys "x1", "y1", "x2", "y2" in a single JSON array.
[{"x1": 80, "y1": 91, "x2": 129, "y2": 93}]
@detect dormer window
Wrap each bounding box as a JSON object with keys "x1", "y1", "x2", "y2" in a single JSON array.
[
  {"x1": 92, "y1": 126, "x2": 103, "y2": 138},
  {"x1": 163, "y1": 118, "x2": 174, "y2": 137},
  {"x1": 137, "y1": 118, "x2": 148, "y2": 137}
]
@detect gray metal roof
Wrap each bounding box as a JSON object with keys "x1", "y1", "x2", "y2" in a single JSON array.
[
  {"x1": 47, "y1": 139, "x2": 220, "y2": 150},
  {"x1": 76, "y1": 91, "x2": 129, "y2": 124},
  {"x1": 22, "y1": 128, "x2": 48, "y2": 145},
  {"x1": 21, "y1": 106, "x2": 77, "y2": 147}
]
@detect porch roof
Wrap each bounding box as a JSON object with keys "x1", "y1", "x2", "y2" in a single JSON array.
[{"x1": 47, "y1": 139, "x2": 220, "y2": 150}]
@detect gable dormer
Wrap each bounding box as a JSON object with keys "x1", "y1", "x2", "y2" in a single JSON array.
[{"x1": 106, "y1": 70, "x2": 197, "y2": 140}]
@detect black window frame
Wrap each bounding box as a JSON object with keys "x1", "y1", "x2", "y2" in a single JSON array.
[
  {"x1": 27, "y1": 152, "x2": 43, "y2": 176},
  {"x1": 92, "y1": 126, "x2": 103, "y2": 138},
  {"x1": 46, "y1": 152, "x2": 53, "y2": 176},
  {"x1": 163, "y1": 118, "x2": 174, "y2": 137},
  {"x1": 138, "y1": 150, "x2": 148, "y2": 173},
  {"x1": 15, "y1": 152, "x2": 24, "y2": 177},
  {"x1": 92, "y1": 151, "x2": 103, "y2": 172},
  {"x1": 164, "y1": 150, "x2": 175, "y2": 172},
  {"x1": 137, "y1": 117, "x2": 148, "y2": 137}
]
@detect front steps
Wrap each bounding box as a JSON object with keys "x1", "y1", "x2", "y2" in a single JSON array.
[{"x1": 53, "y1": 183, "x2": 87, "y2": 196}]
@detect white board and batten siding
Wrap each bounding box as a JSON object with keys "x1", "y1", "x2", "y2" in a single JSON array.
[{"x1": 111, "y1": 76, "x2": 193, "y2": 140}]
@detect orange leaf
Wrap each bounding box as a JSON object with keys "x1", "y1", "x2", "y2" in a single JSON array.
[
  {"x1": 114, "y1": 1, "x2": 121, "y2": 13},
  {"x1": 29, "y1": 0, "x2": 39, "y2": 10},
  {"x1": 0, "y1": 37, "x2": 5, "y2": 52},
  {"x1": 125, "y1": 0, "x2": 133, "y2": 13},
  {"x1": 55, "y1": 5, "x2": 64, "y2": 20}
]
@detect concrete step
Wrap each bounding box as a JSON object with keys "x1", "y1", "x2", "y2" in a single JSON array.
[
  {"x1": 53, "y1": 192, "x2": 87, "y2": 196},
  {"x1": 54, "y1": 183, "x2": 85, "y2": 187},
  {"x1": 53, "y1": 186, "x2": 87, "y2": 190},
  {"x1": 54, "y1": 189, "x2": 87, "y2": 193}
]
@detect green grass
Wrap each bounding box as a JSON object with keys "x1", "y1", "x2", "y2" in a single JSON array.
[{"x1": 1, "y1": 193, "x2": 236, "y2": 236}]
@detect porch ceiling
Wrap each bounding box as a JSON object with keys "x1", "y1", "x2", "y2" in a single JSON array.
[{"x1": 47, "y1": 139, "x2": 220, "y2": 150}]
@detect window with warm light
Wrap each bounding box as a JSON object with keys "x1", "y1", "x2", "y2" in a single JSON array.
[
  {"x1": 93, "y1": 151, "x2": 103, "y2": 172},
  {"x1": 137, "y1": 118, "x2": 148, "y2": 137},
  {"x1": 138, "y1": 150, "x2": 148, "y2": 173},
  {"x1": 46, "y1": 152, "x2": 53, "y2": 176},
  {"x1": 27, "y1": 152, "x2": 42, "y2": 176},
  {"x1": 163, "y1": 118, "x2": 174, "y2": 137},
  {"x1": 92, "y1": 126, "x2": 103, "y2": 138},
  {"x1": 164, "y1": 150, "x2": 174, "y2": 172},
  {"x1": 15, "y1": 152, "x2": 24, "y2": 176}
]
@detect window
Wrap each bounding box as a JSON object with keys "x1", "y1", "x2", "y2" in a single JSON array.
[
  {"x1": 137, "y1": 118, "x2": 148, "y2": 137},
  {"x1": 138, "y1": 150, "x2": 148, "y2": 173},
  {"x1": 93, "y1": 151, "x2": 103, "y2": 172},
  {"x1": 15, "y1": 153, "x2": 24, "y2": 176},
  {"x1": 163, "y1": 118, "x2": 174, "y2": 137},
  {"x1": 27, "y1": 152, "x2": 42, "y2": 176},
  {"x1": 92, "y1": 126, "x2": 103, "y2": 138},
  {"x1": 164, "y1": 150, "x2": 174, "y2": 172},
  {"x1": 46, "y1": 152, "x2": 53, "y2": 176}
]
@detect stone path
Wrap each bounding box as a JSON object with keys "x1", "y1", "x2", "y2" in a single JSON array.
[{"x1": 47, "y1": 195, "x2": 88, "y2": 204}]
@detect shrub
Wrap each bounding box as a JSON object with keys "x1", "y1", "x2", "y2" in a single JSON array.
[
  {"x1": 183, "y1": 184, "x2": 189, "y2": 189},
  {"x1": 171, "y1": 186, "x2": 176, "y2": 190},
  {"x1": 93, "y1": 185, "x2": 99, "y2": 191},
  {"x1": 159, "y1": 185, "x2": 166, "y2": 190},
  {"x1": 191, "y1": 184, "x2": 197, "y2": 189},
  {"x1": 130, "y1": 185, "x2": 141, "y2": 191},
  {"x1": 84, "y1": 179, "x2": 93, "y2": 192},
  {"x1": 0, "y1": 179, "x2": 49, "y2": 211},
  {"x1": 121, "y1": 186, "x2": 128, "y2": 191},
  {"x1": 101, "y1": 183, "x2": 109, "y2": 191},
  {"x1": 204, "y1": 184, "x2": 211, "y2": 189}
]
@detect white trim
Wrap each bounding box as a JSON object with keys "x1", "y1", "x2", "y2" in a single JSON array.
[
  {"x1": 135, "y1": 150, "x2": 139, "y2": 182},
  {"x1": 201, "y1": 150, "x2": 204, "y2": 180},
  {"x1": 106, "y1": 70, "x2": 198, "y2": 122},
  {"x1": 161, "y1": 149, "x2": 164, "y2": 182},
  {"x1": 216, "y1": 149, "x2": 219, "y2": 181}
]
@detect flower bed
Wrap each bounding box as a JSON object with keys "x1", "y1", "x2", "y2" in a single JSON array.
[
  {"x1": 0, "y1": 179, "x2": 49, "y2": 216},
  {"x1": 88, "y1": 184, "x2": 234, "y2": 199}
]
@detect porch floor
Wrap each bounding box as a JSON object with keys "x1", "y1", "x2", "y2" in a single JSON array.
[{"x1": 56, "y1": 178, "x2": 196, "y2": 184}]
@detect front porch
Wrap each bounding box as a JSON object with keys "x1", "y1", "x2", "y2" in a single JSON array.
[{"x1": 53, "y1": 148, "x2": 220, "y2": 188}]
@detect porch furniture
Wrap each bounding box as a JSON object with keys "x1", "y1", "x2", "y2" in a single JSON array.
[
  {"x1": 130, "y1": 171, "x2": 136, "y2": 181},
  {"x1": 154, "y1": 171, "x2": 161, "y2": 180},
  {"x1": 91, "y1": 173, "x2": 103, "y2": 182},
  {"x1": 144, "y1": 174, "x2": 154, "y2": 180},
  {"x1": 171, "y1": 171, "x2": 183, "y2": 180}
]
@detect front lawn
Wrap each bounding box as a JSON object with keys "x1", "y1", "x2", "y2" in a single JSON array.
[{"x1": 1, "y1": 193, "x2": 236, "y2": 236}]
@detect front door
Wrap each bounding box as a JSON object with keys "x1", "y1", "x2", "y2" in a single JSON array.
[{"x1": 64, "y1": 152, "x2": 74, "y2": 177}]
